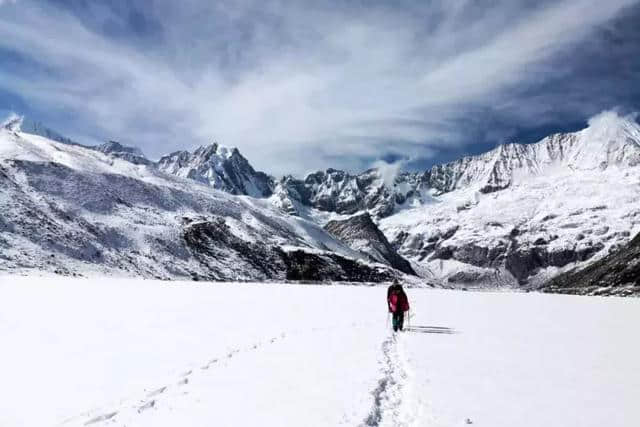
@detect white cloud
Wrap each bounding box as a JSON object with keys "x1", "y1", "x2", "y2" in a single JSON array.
[
  {"x1": 371, "y1": 159, "x2": 408, "y2": 188},
  {"x1": 0, "y1": 0, "x2": 636, "y2": 175}
]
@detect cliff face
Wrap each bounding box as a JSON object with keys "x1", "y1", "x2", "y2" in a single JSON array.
[
  {"x1": 324, "y1": 213, "x2": 416, "y2": 275},
  {"x1": 4, "y1": 111, "x2": 640, "y2": 288},
  {"x1": 157, "y1": 143, "x2": 274, "y2": 197},
  {"x1": 541, "y1": 232, "x2": 640, "y2": 296},
  {"x1": 0, "y1": 128, "x2": 403, "y2": 281}
]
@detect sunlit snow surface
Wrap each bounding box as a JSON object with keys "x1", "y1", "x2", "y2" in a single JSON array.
[{"x1": 1, "y1": 276, "x2": 638, "y2": 427}]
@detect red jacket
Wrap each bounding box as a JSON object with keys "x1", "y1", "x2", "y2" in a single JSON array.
[{"x1": 387, "y1": 284, "x2": 410, "y2": 313}]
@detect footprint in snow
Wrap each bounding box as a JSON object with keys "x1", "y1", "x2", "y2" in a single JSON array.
[
  {"x1": 146, "y1": 386, "x2": 167, "y2": 397},
  {"x1": 84, "y1": 411, "x2": 117, "y2": 425},
  {"x1": 138, "y1": 400, "x2": 155, "y2": 413}
]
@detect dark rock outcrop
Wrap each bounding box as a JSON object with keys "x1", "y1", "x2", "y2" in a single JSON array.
[
  {"x1": 324, "y1": 213, "x2": 416, "y2": 275},
  {"x1": 183, "y1": 217, "x2": 396, "y2": 282},
  {"x1": 541, "y1": 232, "x2": 640, "y2": 296},
  {"x1": 157, "y1": 143, "x2": 274, "y2": 197},
  {"x1": 275, "y1": 248, "x2": 395, "y2": 282},
  {"x1": 94, "y1": 140, "x2": 151, "y2": 165},
  {"x1": 505, "y1": 242, "x2": 604, "y2": 284},
  {"x1": 277, "y1": 169, "x2": 431, "y2": 218},
  {"x1": 1, "y1": 151, "x2": 400, "y2": 282}
]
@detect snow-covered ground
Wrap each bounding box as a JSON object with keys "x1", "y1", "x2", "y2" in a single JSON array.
[{"x1": 1, "y1": 276, "x2": 638, "y2": 427}]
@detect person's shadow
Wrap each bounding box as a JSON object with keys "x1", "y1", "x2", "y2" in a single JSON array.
[{"x1": 404, "y1": 325, "x2": 456, "y2": 334}]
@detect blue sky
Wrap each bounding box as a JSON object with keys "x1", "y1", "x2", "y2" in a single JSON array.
[{"x1": 1, "y1": 0, "x2": 639, "y2": 176}]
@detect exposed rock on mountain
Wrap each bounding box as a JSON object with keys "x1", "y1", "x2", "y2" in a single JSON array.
[
  {"x1": 183, "y1": 217, "x2": 394, "y2": 281},
  {"x1": 95, "y1": 140, "x2": 151, "y2": 165},
  {"x1": 541, "y1": 232, "x2": 640, "y2": 296},
  {"x1": 425, "y1": 114, "x2": 640, "y2": 195},
  {"x1": 0, "y1": 128, "x2": 402, "y2": 282},
  {"x1": 3, "y1": 110, "x2": 640, "y2": 291},
  {"x1": 274, "y1": 169, "x2": 431, "y2": 218},
  {"x1": 157, "y1": 143, "x2": 274, "y2": 197},
  {"x1": 275, "y1": 248, "x2": 394, "y2": 282},
  {"x1": 381, "y1": 113, "x2": 640, "y2": 287},
  {"x1": 324, "y1": 213, "x2": 415, "y2": 275},
  {"x1": 275, "y1": 111, "x2": 640, "y2": 217}
]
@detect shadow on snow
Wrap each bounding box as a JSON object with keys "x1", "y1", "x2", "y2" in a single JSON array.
[{"x1": 403, "y1": 325, "x2": 457, "y2": 335}]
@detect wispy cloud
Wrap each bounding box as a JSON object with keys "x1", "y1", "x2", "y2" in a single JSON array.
[{"x1": 0, "y1": 0, "x2": 638, "y2": 175}]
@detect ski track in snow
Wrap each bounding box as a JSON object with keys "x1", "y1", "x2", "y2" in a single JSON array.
[
  {"x1": 62, "y1": 331, "x2": 292, "y2": 426},
  {"x1": 64, "y1": 321, "x2": 435, "y2": 427},
  {"x1": 64, "y1": 322, "x2": 375, "y2": 427},
  {"x1": 362, "y1": 333, "x2": 426, "y2": 427}
]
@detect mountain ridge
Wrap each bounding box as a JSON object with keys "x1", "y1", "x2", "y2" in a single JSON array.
[
  {"x1": 7, "y1": 111, "x2": 640, "y2": 219},
  {"x1": 0, "y1": 127, "x2": 406, "y2": 281},
  {"x1": 3, "y1": 111, "x2": 640, "y2": 291}
]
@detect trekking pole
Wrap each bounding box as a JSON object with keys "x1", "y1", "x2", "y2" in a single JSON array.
[{"x1": 386, "y1": 312, "x2": 390, "y2": 330}]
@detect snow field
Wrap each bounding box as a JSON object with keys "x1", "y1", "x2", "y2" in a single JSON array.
[{"x1": 0, "y1": 276, "x2": 639, "y2": 426}]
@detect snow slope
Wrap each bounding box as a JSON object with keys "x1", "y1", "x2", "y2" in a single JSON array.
[
  {"x1": 267, "y1": 112, "x2": 640, "y2": 289},
  {"x1": 1, "y1": 276, "x2": 638, "y2": 427},
  {"x1": 3, "y1": 111, "x2": 640, "y2": 289},
  {"x1": 380, "y1": 161, "x2": 640, "y2": 288},
  {"x1": 0, "y1": 127, "x2": 407, "y2": 281}
]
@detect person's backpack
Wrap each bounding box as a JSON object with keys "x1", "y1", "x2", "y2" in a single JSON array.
[{"x1": 389, "y1": 290, "x2": 400, "y2": 312}]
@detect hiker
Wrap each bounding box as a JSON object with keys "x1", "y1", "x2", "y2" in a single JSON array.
[{"x1": 387, "y1": 280, "x2": 410, "y2": 332}]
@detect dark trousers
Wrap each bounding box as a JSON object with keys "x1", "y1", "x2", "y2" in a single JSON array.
[{"x1": 392, "y1": 311, "x2": 404, "y2": 331}]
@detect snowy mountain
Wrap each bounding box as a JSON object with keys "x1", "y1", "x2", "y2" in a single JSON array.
[
  {"x1": 542, "y1": 231, "x2": 640, "y2": 296},
  {"x1": 273, "y1": 169, "x2": 431, "y2": 218},
  {"x1": 2, "y1": 113, "x2": 82, "y2": 146},
  {"x1": 2, "y1": 110, "x2": 639, "y2": 290},
  {"x1": 268, "y1": 112, "x2": 640, "y2": 220},
  {"x1": 324, "y1": 213, "x2": 416, "y2": 275},
  {"x1": 0, "y1": 127, "x2": 404, "y2": 282},
  {"x1": 264, "y1": 112, "x2": 640, "y2": 288},
  {"x1": 94, "y1": 140, "x2": 151, "y2": 165},
  {"x1": 380, "y1": 113, "x2": 640, "y2": 288},
  {"x1": 426, "y1": 112, "x2": 640, "y2": 195},
  {"x1": 157, "y1": 143, "x2": 274, "y2": 197}
]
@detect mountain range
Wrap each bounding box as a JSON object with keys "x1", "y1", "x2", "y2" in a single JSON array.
[{"x1": 1, "y1": 112, "x2": 639, "y2": 295}]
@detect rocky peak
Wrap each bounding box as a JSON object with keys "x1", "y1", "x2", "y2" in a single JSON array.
[
  {"x1": 275, "y1": 167, "x2": 432, "y2": 218},
  {"x1": 95, "y1": 140, "x2": 145, "y2": 156},
  {"x1": 157, "y1": 142, "x2": 273, "y2": 197},
  {"x1": 425, "y1": 113, "x2": 640, "y2": 195},
  {"x1": 193, "y1": 142, "x2": 235, "y2": 161},
  {"x1": 153, "y1": 113, "x2": 640, "y2": 219},
  {"x1": 324, "y1": 212, "x2": 416, "y2": 275},
  {"x1": 94, "y1": 140, "x2": 150, "y2": 166}
]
